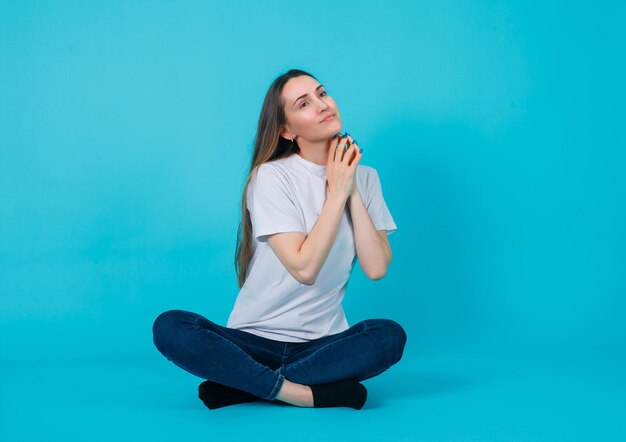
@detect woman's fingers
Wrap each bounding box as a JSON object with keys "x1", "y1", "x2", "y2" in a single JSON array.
[
  {"x1": 328, "y1": 137, "x2": 338, "y2": 165},
  {"x1": 330, "y1": 133, "x2": 361, "y2": 165},
  {"x1": 335, "y1": 135, "x2": 349, "y2": 163},
  {"x1": 349, "y1": 141, "x2": 362, "y2": 167},
  {"x1": 329, "y1": 134, "x2": 342, "y2": 163},
  {"x1": 341, "y1": 142, "x2": 357, "y2": 164},
  {"x1": 345, "y1": 135, "x2": 359, "y2": 164}
]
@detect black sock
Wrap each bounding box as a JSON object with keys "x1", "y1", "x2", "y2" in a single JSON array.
[
  {"x1": 309, "y1": 378, "x2": 368, "y2": 409},
  {"x1": 198, "y1": 380, "x2": 260, "y2": 410}
]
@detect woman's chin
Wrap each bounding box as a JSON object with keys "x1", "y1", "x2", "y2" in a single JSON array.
[{"x1": 329, "y1": 124, "x2": 342, "y2": 136}]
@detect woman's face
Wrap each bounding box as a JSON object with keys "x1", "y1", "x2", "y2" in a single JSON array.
[{"x1": 281, "y1": 75, "x2": 342, "y2": 143}]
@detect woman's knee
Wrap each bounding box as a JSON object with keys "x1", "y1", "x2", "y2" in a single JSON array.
[
  {"x1": 152, "y1": 309, "x2": 192, "y2": 353},
  {"x1": 369, "y1": 319, "x2": 407, "y2": 364}
]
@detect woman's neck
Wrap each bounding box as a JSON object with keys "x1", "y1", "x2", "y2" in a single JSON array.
[{"x1": 297, "y1": 139, "x2": 331, "y2": 166}]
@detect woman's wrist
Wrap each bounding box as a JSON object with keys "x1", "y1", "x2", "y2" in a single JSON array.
[{"x1": 327, "y1": 190, "x2": 350, "y2": 206}]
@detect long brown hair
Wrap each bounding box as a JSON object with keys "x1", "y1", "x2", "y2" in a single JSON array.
[{"x1": 234, "y1": 68, "x2": 318, "y2": 288}]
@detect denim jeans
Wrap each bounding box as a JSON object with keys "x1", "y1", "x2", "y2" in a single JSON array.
[{"x1": 152, "y1": 309, "x2": 407, "y2": 401}]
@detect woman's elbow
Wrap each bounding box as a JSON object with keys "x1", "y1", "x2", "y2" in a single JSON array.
[
  {"x1": 367, "y1": 267, "x2": 388, "y2": 280},
  {"x1": 298, "y1": 273, "x2": 316, "y2": 285},
  {"x1": 295, "y1": 268, "x2": 317, "y2": 285},
  {"x1": 366, "y1": 256, "x2": 391, "y2": 280}
]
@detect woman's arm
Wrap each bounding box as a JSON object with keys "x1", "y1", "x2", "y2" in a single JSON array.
[
  {"x1": 266, "y1": 192, "x2": 349, "y2": 285},
  {"x1": 266, "y1": 137, "x2": 360, "y2": 285},
  {"x1": 348, "y1": 188, "x2": 392, "y2": 279}
]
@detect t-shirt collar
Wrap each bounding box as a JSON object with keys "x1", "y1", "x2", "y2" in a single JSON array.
[{"x1": 291, "y1": 153, "x2": 327, "y2": 178}]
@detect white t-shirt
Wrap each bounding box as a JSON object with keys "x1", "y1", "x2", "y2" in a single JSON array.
[{"x1": 226, "y1": 153, "x2": 397, "y2": 342}]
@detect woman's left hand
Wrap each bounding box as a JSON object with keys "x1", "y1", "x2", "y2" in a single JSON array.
[{"x1": 344, "y1": 135, "x2": 361, "y2": 197}]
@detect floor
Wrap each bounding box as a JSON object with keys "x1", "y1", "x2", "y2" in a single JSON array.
[{"x1": 1, "y1": 349, "x2": 624, "y2": 441}]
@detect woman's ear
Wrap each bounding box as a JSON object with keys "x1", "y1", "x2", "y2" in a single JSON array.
[{"x1": 280, "y1": 127, "x2": 294, "y2": 141}]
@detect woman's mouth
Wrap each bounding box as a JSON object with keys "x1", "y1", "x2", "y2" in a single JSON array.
[{"x1": 320, "y1": 114, "x2": 335, "y2": 123}]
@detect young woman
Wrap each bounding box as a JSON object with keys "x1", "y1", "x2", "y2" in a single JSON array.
[{"x1": 152, "y1": 69, "x2": 407, "y2": 410}]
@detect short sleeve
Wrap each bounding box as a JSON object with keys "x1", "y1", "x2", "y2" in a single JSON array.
[
  {"x1": 366, "y1": 169, "x2": 398, "y2": 235},
  {"x1": 248, "y1": 165, "x2": 306, "y2": 242}
]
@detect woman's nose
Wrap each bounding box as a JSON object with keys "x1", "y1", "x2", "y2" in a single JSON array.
[{"x1": 317, "y1": 99, "x2": 330, "y2": 110}]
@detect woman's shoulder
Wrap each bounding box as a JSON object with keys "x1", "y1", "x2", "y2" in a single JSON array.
[
  {"x1": 249, "y1": 158, "x2": 295, "y2": 194},
  {"x1": 357, "y1": 163, "x2": 376, "y2": 174},
  {"x1": 356, "y1": 163, "x2": 379, "y2": 184},
  {"x1": 253, "y1": 158, "x2": 289, "y2": 181}
]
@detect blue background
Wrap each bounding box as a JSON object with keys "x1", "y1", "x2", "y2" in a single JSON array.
[{"x1": 1, "y1": 1, "x2": 624, "y2": 440}]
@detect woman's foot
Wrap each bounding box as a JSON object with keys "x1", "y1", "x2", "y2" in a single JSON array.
[
  {"x1": 198, "y1": 380, "x2": 259, "y2": 409},
  {"x1": 309, "y1": 378, "x2": 368, "y2": 409},
  {"x1": 275, "y1": 378, "x2": 367, "y2": 409}
]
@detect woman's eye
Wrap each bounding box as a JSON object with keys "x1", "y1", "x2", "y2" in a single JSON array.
[{"x1": 299, "y1": 91, "x2": 328, "y2": 109}]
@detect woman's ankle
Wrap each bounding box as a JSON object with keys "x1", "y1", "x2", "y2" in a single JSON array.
[{"x1": 275, "y1": 379, "x2": 314, "y2": 407}]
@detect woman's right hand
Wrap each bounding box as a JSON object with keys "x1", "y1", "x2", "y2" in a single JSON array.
[{"x1": 326, "y1": 133, "x2": 362, "y2": 200}]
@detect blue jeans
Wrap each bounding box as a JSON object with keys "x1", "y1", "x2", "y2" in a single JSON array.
[{"x1": 152, "y1": 309, "x2": 407, "y2": 401}]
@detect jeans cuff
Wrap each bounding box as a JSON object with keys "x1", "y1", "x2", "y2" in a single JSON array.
[{"x1": 266, "y1": 369, "x2": 285, "y2": 401}]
